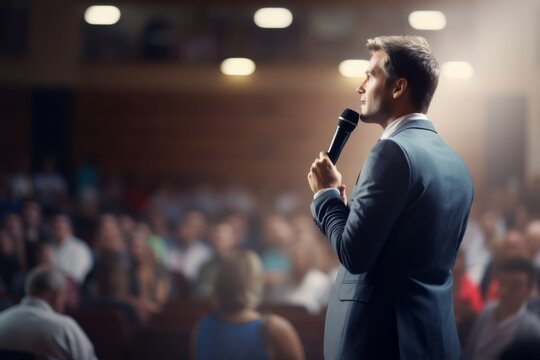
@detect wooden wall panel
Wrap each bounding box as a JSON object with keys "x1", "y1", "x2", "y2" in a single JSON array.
[{"x1": 0, "y1": 88, "x2": 30, "y2": 172}]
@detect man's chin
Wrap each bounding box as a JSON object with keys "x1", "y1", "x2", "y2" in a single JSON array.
[{"x1": 360, "y1": 113, "x2": 374, "y2": 123}]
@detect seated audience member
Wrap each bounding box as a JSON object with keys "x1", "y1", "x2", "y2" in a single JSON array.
[
  {"x1": 193, "y1": 250, "x2": 304, "y2": 360},
  {"x1": 195, "y1": 220, "x2": 240, "y2": 297},
  {"x1": 83, "y1": 250, "x2": 141, "y2": 324},
  {"x1": 165, "y1": 210, "x2": 212, "y2": 281},
  {"x1": 260, "y1": 214, "x2": 294, "y2": 298},
  {"x1": 0, "y1": 266, "x2": 97, "y2": 359},
  {"x1": 279, "y1": 239, "x2": 331, "y2": 314},
  {"x1": 22, "y1": 200, "x2": 50, "y2": 244},
  {"x1": 0, "y1": 229, "x2": 23, "y2": 298},
  {"x1": 464, "y1": 258, "x2": 540, "y2": 360},
  {"x1": 128, "y1": 224, "x2": 170, "y2": 313},
  {"x1": 453, "y1": 250, "x2": 484, "y2": 317},
  {"x1": 146, "y1": 210, "x2": 170, "y2": 264},
  {"x1": 32, "y1": 156, "x2": 69, "y2": 214},
  {"x1": 453, "y1": 250, "x2": 484, "y2": 348},
  {"x1": 3, "y1": 213, "x2": 26, "y2": 271},
  {"x1": 480, "y1": 229, "x2": 530, "y2": 302},
  {"x1": 81, "y1": 214, "x2": 129, "y2": 301},
  {"x1": 50, "y1": 214, "x2": 93, "y2": 284}
]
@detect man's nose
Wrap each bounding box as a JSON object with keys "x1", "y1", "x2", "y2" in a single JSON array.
[{"x1": 356, "y1": 84, "x2": 365, "y2": 94}]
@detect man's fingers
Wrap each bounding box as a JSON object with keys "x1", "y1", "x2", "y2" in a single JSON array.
[{"x1": 319, "y1": 151, "x2": 330, "y2": 161}]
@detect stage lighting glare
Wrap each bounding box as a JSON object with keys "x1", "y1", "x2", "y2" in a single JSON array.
[
  {"x1": 338, "y1": 60, "x2": 370, "y2": 78},
  {"x1": 408, "y1": 11, "x2": 446, "y2": 30},
  {"x1": 254, "y1": 8, "x2": 293, "y2": 29},
  {"x1": 220, "y1": 58, "x2": 256, "y2": 76},
  {"x1": 442, "y1": 61, "x2": 474, "y2": 79},
  {"x1": 84, "y1": 6, "x2": 121, "y2": 25}
]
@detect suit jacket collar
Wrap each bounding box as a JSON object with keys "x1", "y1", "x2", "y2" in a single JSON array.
[{"x1": 390, "y1": 119, "x2": 437, "y2": 137}]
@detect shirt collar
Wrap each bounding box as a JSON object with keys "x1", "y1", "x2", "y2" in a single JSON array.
[
  {"x1": 380, "y1": 113, "x2": 428, "y2": 140},
  {"x1": 21, "y1": 296, "x2": 55, "y2": 313}
]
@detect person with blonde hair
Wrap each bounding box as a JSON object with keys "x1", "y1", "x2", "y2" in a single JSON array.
[{"x1": 192, "y1": 250, "x2": 304, "y2": 360}]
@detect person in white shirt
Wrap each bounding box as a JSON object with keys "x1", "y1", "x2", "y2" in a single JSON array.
[
  {"x1": 164, "y1": 211, "x2": 212, "y2": 281},
  {"x1": 50, "y1": 214, "x2": 93, "y2": 283},
  {"x1": 464, "y1": 258, "x2": 540, "y2": 360},
  {"x1": 0, "y1": 266, "x2": 97, "y2": 359},
  {"x1": 281, "y1": 239, "x2": 331, "y2": 314}
]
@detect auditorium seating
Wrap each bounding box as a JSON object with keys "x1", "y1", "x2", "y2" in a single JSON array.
[
  {"x1": 69, "y1": 299, "x2": 325, "y2": 359},
  {"x1": 69, "y1": 306, "x2": 132, "y2": 360}
]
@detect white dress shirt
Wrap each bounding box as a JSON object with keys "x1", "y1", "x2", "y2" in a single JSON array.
[
  {"x1": 314, "y1": 113, "x2": 429, "y2": 199},
  {"x1": 0, "y1": 296, "x2": 97, "y2": 360}
]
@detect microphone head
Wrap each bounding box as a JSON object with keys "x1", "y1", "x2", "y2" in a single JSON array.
[{"x1": 338, "y1": 108, "x2": 359, "y2": 132}]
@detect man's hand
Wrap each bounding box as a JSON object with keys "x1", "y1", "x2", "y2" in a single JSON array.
[{"x1": 308, "y1": 151, "x2": 343, "y2": 193}]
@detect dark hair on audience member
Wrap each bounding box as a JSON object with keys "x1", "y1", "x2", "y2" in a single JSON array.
[
  {"x1": 25, "y1": 265, "x2": 65, "y2": 296},
  {"x1": 495, "y1": 257, "x2": 535, "y2": 286},
  {"x1": 365, "y1": 35, "x2": 440, "y2": 113},
  {"x1": 213, "y1": 250, "x2": 263, "y2": 315}
]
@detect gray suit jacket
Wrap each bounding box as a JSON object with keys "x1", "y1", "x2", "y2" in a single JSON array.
[{"x1": 312, "y1": 120, "x2": 473, "y2": 359}]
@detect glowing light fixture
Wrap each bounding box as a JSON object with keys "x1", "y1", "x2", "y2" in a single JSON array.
[
  {"x1": 254, "y1": 8, "x2": 293, "y2": 29},
  {"x1": 84, "y1": 5, "x2": 121, "y2": 25},
  {"x1": 408, "y1": 11, "x2": 446, "y2": 30},
  {"x1": 338, "y1": 59, "x2": 370, "y2": 78},
  {"x1": 442, "y1": 61, "x2": 474, "y2": 79},
  {"x1": 220, "y1": 58, "x2": 256, "y2": 76}
]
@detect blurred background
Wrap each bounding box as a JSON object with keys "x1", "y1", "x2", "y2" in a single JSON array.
[{"x1": 1, "y1": 0, "x2": 540, "y2": 359}]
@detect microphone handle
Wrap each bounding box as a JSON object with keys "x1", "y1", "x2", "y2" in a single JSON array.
[{"x1": 327, "y1": 127, "x2": 351, "y2": 165}]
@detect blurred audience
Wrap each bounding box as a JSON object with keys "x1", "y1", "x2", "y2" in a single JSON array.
[
  {"x1": 464, "y1": 258, "x2": 540, "y2": 360},
  {"x1": 0, "y1": 266, "x2": 97, "y2": 359},
  {"x1": 50, "y1": 214, "x2": 93, "y2": 284},
  {"x1": 3, "y1": 162, "x2": 540, "y2": 359},
  {"x1": 127, "y1": 224, "x2": 170, "y2": 313},
  {"x1": 0, "y1": 229, "x2": 23, "y2": 296},
  {"x1": 480, "y1": 230, "x2": 530, "y2": 302},
  {"x1": 279, "y1": 238, "x2": 331, "y2": 314},
  {"x1": 195, "y1": 220, "x2": 240, "y2": 298},
  {"x1": 165, "y1": 210, "x2": 212, "y2": 281},
  {"x1": 193, "y1": 250, "x2": 304, "y2": 360},
  {"x1": 453, "y1": 250, "x2": 484, "y2": 348},
  {"x1": 260, "y1": 214, "x2": 294, "y2": 299},
  {"x1": 32, "y1": 156, "x2": 69, "y2": 214}
]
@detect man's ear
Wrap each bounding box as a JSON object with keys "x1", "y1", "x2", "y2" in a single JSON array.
[{"x1": 392, "y1": 78, "x2": 408, "y2": 99}]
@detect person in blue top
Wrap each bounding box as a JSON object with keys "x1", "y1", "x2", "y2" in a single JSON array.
[{"x1": 192, "y1": 250, "x2": 304, "y2": 360}]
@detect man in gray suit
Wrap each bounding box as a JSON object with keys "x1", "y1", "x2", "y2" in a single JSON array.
[{"x1": 308, "y1": 36, "x2": 473, "y2": 359}]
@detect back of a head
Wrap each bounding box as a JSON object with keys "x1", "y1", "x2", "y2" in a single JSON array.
[
  {"x1": 25, "y1": 265, "x2": 65, "y2": 298},
  {"x1": 213, "y1": 250, "x2": 263, "y2": 315},
  {"x1": 365, "y1": 35, "x2": 440, "y2": 113}
]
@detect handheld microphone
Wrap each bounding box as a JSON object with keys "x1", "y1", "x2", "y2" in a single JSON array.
[{"x1": 327, "y1": 108, "x2": 360, "y2": 164}]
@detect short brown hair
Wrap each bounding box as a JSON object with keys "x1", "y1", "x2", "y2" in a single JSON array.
[
  {"x1": 366, "y1": 35, "x2": 440, "y2": 113},
  {"x1": 213, "y1": 250, "x2": 263, "y2": 314}
]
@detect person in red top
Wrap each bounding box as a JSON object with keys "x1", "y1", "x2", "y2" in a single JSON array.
[{"x1": 453, "y1": 250, "x2": 484, "y2": 348}]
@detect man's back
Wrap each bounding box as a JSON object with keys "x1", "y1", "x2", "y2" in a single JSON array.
[
  {"x1": 0, "y1": 297, "x2": 97, "y2": 360},
  {"x1": 314, "y1": 121, "x2": 473, "y2": 359}
]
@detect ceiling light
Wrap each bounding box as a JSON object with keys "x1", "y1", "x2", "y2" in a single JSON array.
[
  {"x1": 338, "y1": 60, "x2": 370, "y2": 78},
  {"x1": 442, "y1": 61, "x2": 474, "y2": 79},
  {"x1": 220, "y1": 58, "x2": 256, "y2": 76},
  {"x1": 254, "y1": 8, "x2": 293, "y2": 29},
  {"x1": 84, "y1": 6, "x2": 121, "y2": 25},
  {"x1": 408, "y1": 11, "x2": 446, "y2": 30}
]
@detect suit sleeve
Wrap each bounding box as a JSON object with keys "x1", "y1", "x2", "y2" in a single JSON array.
[{"x1": 311, "y1": 139, "x2": 410, "y2": 274}]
